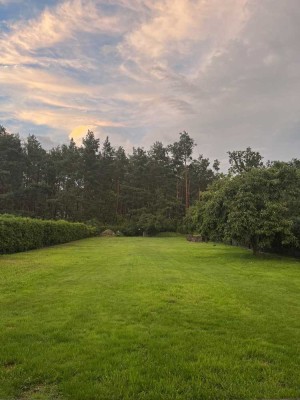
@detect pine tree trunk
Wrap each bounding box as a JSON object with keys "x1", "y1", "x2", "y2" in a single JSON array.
[
  {"x1": 185, "y1": 165, "x2": 189, "y2": 209},
  {"x1": 116, "y1": 178, "x2": 120, "y2": 215}
]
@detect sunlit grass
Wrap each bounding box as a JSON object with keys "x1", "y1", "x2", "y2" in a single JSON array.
[{"x1": 0, "y1": 237, "x2": 299, "y2": 399}]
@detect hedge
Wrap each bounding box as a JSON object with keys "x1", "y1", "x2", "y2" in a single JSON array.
[{"x1": 0, "y1": 215, "x2": 96, "y2": 254}]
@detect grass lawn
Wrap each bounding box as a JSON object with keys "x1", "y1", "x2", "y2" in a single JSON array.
[{"x1": 0, "y1": 237, "x2": 300, "y2": 400}]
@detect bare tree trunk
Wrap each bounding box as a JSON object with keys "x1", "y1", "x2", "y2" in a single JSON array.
[
  {"x1": 116, "y1": 178, "x2": 120, "y2": 215},
  {"x1": 251, "y1": 237, "x2": 259, "y2": 255},
  {"x1": 185, "y1": 165, "x2": 189, "y2": 209}
]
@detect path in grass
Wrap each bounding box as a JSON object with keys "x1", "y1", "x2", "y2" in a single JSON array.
[{"x1": 0, "y1": 237, "x2": 300, "y2": 400}]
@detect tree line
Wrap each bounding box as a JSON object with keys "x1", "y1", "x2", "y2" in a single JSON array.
[
  {"x1": 0, "y1": 126, "x2": 219, "y2": 233},
  {"x1": 1, "y1": 124, "x2": 299, "y2": 254}
]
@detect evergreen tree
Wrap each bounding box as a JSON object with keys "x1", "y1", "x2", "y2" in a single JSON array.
[
  {"x1": 0, "y1": 124, "x2": 299, "y2": 253},
  {"x1": 23, "y1": 135, "x2": 48, "y2": 217},
  {"x1": 168, "y1": 131, "x2": 196, "y2": 209},
  {"x1": 0, "y1": 126, "x2": 24, "y2": 213},
  {"x1": 81, "y1": 130, "x2": 101, "y2": 220}
]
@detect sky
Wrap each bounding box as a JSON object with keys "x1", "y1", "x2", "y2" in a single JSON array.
[{"x1": 0, "y1": 0, "x2": 300, "y2": 165}]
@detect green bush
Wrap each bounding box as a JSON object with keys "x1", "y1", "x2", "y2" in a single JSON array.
[
  {"x1": 87, "y1": 216, "x2": 178, "y2": 237},
  {"x1": 0, "y1": 215, "x2": 96, "y2": 254}
]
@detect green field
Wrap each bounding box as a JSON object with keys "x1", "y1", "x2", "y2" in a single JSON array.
[{"x1": 0, "y1": 237, "x2": 300, "y2": 400}]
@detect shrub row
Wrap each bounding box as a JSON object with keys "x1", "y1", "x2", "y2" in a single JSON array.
[
  {"x1": 92, "y1": 216, "x2": 180, "y2": 237},
  {"x1": 0, "y1": 215, "x2": 96, "y2": 254}
]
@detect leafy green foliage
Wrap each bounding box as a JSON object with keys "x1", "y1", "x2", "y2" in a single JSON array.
[
  {"x1": 195, "y1": 164, "x2": 300, "y2": 254},
  {"x1": 1, "y1": 124, "x2": 300, "y2": 253},
  {"x1": 228, "y1": 146, "x2": 264, "y2": 174},
  {"x1": 0, "y1": 215, "x2": 96, "y2": 254},
  {"x1": 0, "y1": 127, "x2": 220, "y2": 230}
]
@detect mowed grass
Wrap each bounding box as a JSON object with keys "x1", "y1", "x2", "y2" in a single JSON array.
[{"x1": 0, "y1": 237, "x2": 300, "y2": 400}]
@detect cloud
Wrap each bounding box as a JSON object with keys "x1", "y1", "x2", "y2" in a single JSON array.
[
  {"x1": 1, "y1": 0, "x2": 300, "y2": 165},
  {"x1": 119, "y1": 0, "x2": 249, "y2": 78},
  {"x1": 16, "y1": 108, "x2": 123, "y2": 132},
  {"x1": 0, "y1": 0, "x2": 19, "y2": 4},
  {"x1": 0, "y1": 66, "x2": 88, "y2": 94},
  {"x1": 0, "y1": 0, "x2": 125, "y2": 68}
]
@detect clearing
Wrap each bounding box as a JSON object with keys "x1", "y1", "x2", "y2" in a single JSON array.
[{"x1": 0, "y1": 237, "x2": 300, "y2": 399}]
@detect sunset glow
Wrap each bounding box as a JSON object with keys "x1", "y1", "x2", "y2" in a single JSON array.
[{"x1": 0, "y1": 0, "x2": 299, "y2": 161}]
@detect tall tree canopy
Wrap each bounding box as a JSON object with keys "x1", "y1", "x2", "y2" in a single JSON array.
[
  {"x1": 0, "y1": 127, "x2": 218, "y2": 231},
  {"x1": 228, "y1": 147, "x2": 264, "y2": 174},
  {"x1": 1, "y1": 124, "x2": 299, "y2": 255}
]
